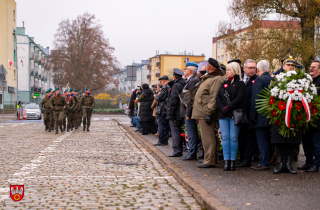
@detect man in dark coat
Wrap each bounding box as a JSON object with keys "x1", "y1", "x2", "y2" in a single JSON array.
[
  {"x1": 128, "y1": 89, "x2": 136, "y2": 127},
  {"x1": 180, "y1": 62, "x2": 200, "y2": 160},
  {"x1": 298, "y1": 60, "x2": 320, "y2": 172},
  {"x1": 167, "y1": 68, "x2": 187, "y2": 157},
  {"x1": 237, "y1": 59, "x2": 258, "y2": 167},
  {"x1": 249, "y1": 60, "x2": 272, "y2": 171},
  {"x1": 154, "y1": 75, "x2": 171, "y2": 146},
  {"x1": 137, "y1": 84, "x2": 156, "y2": 135}
]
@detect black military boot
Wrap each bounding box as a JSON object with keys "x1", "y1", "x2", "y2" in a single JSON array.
[
  {"x1": 285, "y1": 155, "x2": 297, "y2": 174},
  {"x1": 55, "y1": 130, "x2": 58, "y2": 134},
  {"x1": 87, "y1": 127, "x2": 90, "y2": 131},
  {"x1": 67, "y1": 129, "x2": 69, "y2": 132},
  {"x1": 83, "y1": 126, "x2": 86, "y2": 131},
  {"x1": 224, "y1": 160, "x2": 229, "y2": 171},
  {"x1": 48, "y1": 127, "x2": 51, "y2": 132},
  {"x1": 51, "y1": 127, "x2": 54, "y2": 131},
  {"x1": 71, "y1": 127, "x2": 73, "y2": 131},
  {"x1": 230, "y1": 160, "x2": 235, "y2": 171},
  {"x1": 45, "y1": 126, "x2": 48, "y2": 131},
  {"x1": 60, "y1": 127, "x2": 64, "y2": 133},
  {"x1": 273, "y1": 156, "x2": 284, "y2": 174}
]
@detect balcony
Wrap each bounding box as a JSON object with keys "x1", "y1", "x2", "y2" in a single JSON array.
[
  {"x1": 156, "y1": 73, "x2": 161, "y2": 78},
  {"x1": 31, "y1": 87, "x2": 34, "y2": 91},
  {"x1": 30, "y1": 52, "x2": 34, "y2": 60},
  {"x1": 147, "y1": 65, "x2": 151, "y2": 70},
  {"x1": 38, "y1": 74, "x2": 41, "y2": 79},
  {"x1": 30, "y1": 71, "x2": 34, "y2": 76},
  {"x1": 156, "y1": 62, "x2": 161, "y2": 67},
  {"x1": 147, "y1": 75, "x2": 151, "y2": 79},
  {"x1": 35, "y1": 72, "x2": 38, "y2": 77}
]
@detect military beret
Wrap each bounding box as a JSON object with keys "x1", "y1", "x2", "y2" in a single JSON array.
[
  {"x1": 227, "y1": 59, "x2": 242, "y2": 65},
  {"x1": 173, "y1": 68, "x2": 184, "y2": 77},
  {"x1": 64, "y1": 90, "x2": 69, "y2": 93},
  {"x1": 69, "y1": 88, "x2": 73, "y2": 92},
  {"x1": 74, "y1": 89, "x2": 78, "y2": 92},
  {"x1": 85, "y1": 87, "x2": 90, "y2": 90},
  {"x1": 54, "y1": 87, "x2": 60, "y2": 91},
  {"x1": 208, "y1": 58, "x2": 220, "y2": 69},
  {"x1": 159, "y1": 75, "x2": 169, "y2": 80},
  {"x1": 186, "y1": 62, "x2": 198, "y2": 68},
  {"x1": 48, "y1": 88, "x2": 52, "y2": 91},
  {"x1": 281, "y1": 55, "x2": 296, "y2": 65}
]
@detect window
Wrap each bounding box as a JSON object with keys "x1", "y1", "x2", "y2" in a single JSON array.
[
  {"x1": 13, "y1": 10, "x2": 15, "y2": 21},
  {"x1": 221, "y1": 41, "x2": 224, "y2": 48},
  {"x1": 184, "y1": 58, "x2": 189, "y2": 63},
  {"x1": 225, "y1": 54, "x2": 228, "y2": 61},
  {"x1": 14, "y1": 50, "x2": 16, "y2": 61},
  {"x1": 218, "y1": 56, "x2": 220, "y2": 62},
  {"x1": 229, "y1": 54, "x2": 232, "y2": 60},
  {"x1": 217, "y1": 41, "x2": 220, "y2": 48},
  {"x1": 221, "y1": 55, "x2": 224, "y2": 62}
]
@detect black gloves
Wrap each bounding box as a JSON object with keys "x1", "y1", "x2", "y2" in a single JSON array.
[
  {"x1": 69, "y1": 109, "x2": 72, "y2": 113},
  {"x1": 41, "y1": 109, "x2": 44, "y2": 113},
  {"x1": 51, "y1": 109, "x2": 54, "y2": 113},
  {"x1": 73, "y1": 108, "x2": 77, "y2": 112},
  {"x1": 221, "y1": 107, "x2": 228, "y2": 115},
  {"x1": 205, "y1": 114, "x2": 212, "y2": 125},
  {"x1": 90, "y1": 108, "x2": 93, "y2": 112}
]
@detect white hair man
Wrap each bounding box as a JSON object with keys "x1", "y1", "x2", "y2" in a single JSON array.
[
  {"x1": 237, "y1": 59, "x2": 259, "y2": 168},
  {"x1": 249, "y1": 60, "x2": 272, "y2": 171},
  {"x1": 180, "y1": 62, "x2": 200, "y2": 160}
]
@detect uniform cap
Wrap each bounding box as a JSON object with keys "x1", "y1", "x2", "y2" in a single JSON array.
[
  {"x1": 186, "y1": 62, "x2": 198, "y2": 68},
  {"x1": 74, "y1": 89, "x2": 78, "y2": 92},
  {"x1": 85, "y1": 87, "x2": 90, "y2": 90},
  {"x1": 281, "y1": 55, "x2": 297, "y2": 65},
  {"x1": 54, "y1": 87, "x2": 60, "y2": 91},
  {"x1": 159, "y1": 75, "x2": 169, "y2": 80},
  {"x1": 69, "y1": 88, "x2": 73, "y2": 92},
  {"x1": 173, "y1": 68, "x2": 184, "y2": 77}
]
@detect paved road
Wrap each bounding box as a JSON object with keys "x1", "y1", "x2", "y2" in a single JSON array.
[{"x1": 0, "y1": 120, "x2": 201, "y2": 209}]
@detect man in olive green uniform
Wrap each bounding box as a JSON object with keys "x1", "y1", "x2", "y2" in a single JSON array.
[
  {"x1": 77, "y1": 91, "x2": 83, "y2": 128},
  {"x1": 40, "y1": 90, "x2": 53, "y2": 132},
  {"x1": 49, "y1": 88, "x2": 54, "y2": 130},
  {"x1": 71, "y1": 89, "x2": 80, "y2": 129},
  {"x1": 80, "y1": 87, "x2": 95, "y2": 131},
  {"x1": 50, "y1": 88, "x2": 68, "y2": 134},
  {"x1": 64, "y1": 89, "x2": 76, "y2": 132}
]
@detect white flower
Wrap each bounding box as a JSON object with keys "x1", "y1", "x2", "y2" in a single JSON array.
[
  {"x1": 308, "y1": 99, "x2": 312, "y2": 103},
  {"x1": 294, "y1": 90, "x2": 299, "y2": 94},
  {"x1": 278, "y1": 83, "x2": 282, "y2": 87},
  {"x1": 294, "y1": 96, "x2": 299, "y2": 101}
]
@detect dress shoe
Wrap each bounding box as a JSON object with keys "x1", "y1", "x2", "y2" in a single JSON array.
[
  {"x1": 71, "y1": 127, "x2": 73, "y2": 131},
  {"x1": 153, "y1": 142, "x2": 166, "y2": 146},
  {"x1": 230, "y1": 160, "x2": 235, "y2": 171},
  {"x1": 75, "y1": 126, "x2": 79, "y2": 129},
  {"x1": 273, "y1": 156, "x2": 284, "y2": 174},
  {"x1": 182, "y1": 156, "x2": 197, "y2": 160},
  {"x1": 45, "y1": 126, "x2": 48, "y2": 131},
  {"x1": 224, "y1": 160, "x2": 230, "y2": 171},
  {"x1": 297, "y1": 163, "x2": 312, "y2": 170},
  {"x1": 60, "y1": 127, "x2": 64, "y2": 132},
  {"x1": 135, "y1": 129, "x2": 142, "y2": 132},
  {"x1": 198, "y1": 159, "x2": 204, "y2": 164},
  {"x1": 306, "y1": 165, "x2": 319, "y2": 172},
  {"x1": 250, "y1": 164, "x2": 261, "y2": 169},
  {"x1": 48, "y1": 128, "x2": 51, "y2": 132},
  {"x1": 236, "y1": 162, "x2": 251, "y2": 167},
  {"x1": 168, "y1": 152, "x2": 182, "y2": 157},
  {"x1": 197, "y1": 163, "x2": 215, "y2": 168},
  {"x1": 87, "y1": 128, "x2": 90, "y2": 131},
  {"x1": 51, "y1": 127, "x2": 54, "y2": 130},
  {"x1": 285, "y1": 155, "x2": 297, "y2": 174},
  {"x1": 253, "y1": 165, "x2": 270, "y2": 171}
]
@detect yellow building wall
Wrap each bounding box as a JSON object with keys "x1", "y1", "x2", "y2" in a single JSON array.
[
  {"x1": 0, "y1": 0, "x2": 17, "y2": 90},
  {"x1": 163, "y1": 56, "x2": 182, "y2": 80}
]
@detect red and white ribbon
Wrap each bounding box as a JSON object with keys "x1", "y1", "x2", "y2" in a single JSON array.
[{"x1": 285, "y1": 87, "x2": 311, "y2": 129}]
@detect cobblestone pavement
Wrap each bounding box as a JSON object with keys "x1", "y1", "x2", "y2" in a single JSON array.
[{"x1": 0, "y1": 121, "x2": 202, "y2": 210}]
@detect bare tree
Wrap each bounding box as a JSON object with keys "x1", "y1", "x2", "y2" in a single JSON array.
[{"x1": 50, "y1": 13, "x2": 120, "y2": 92}]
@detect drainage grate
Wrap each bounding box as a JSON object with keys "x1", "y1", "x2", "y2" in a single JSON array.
[{"x1": 104, "y1": 162, "x2": 138, "y2": 166}]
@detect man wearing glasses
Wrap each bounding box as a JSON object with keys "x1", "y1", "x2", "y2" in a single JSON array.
[
  {"x1": 237, "y1": 59, "x2": 258, "y2": 167},
  {"x1": 299, "y1": 60, "x2": 320, "y2": 172}
]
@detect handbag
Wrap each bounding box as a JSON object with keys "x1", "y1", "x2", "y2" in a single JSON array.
[{"x1": 224, "y1": 89, "x2": 248, "y2": 126}]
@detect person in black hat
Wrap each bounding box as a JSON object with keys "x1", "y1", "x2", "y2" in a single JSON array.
[
  {"x1": 166, "y1": 68, "x2": 187, "y2": 157},
  {"x1": 136, "y1": 84, "x2": 157, "y2": 135},
  {"x1": 154, "y1": 75, "x2": 171, "y2": 146}
]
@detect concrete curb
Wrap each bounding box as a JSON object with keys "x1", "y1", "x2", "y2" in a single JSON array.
[{"x1": 114, "y1": 119, "x2": 229, "y2": 210}]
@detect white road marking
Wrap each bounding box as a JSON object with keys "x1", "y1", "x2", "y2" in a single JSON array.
[
  {"x1": 103, "y1": 118, "x2": 110, "y2": 120},
  {"x1": 22, "y1": 175, "x2": 174, "y2": 179},
  {"x1": 92, "y1": 118, "x2": 99, "y2": 120}
]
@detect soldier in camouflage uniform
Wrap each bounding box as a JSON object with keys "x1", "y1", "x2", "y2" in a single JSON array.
[
  {"x1": 77, "y1": 91, "x2": 83, "y2": 128},
  {"x1": 80, "y1": 87, "x2": 95, "y2": 131},
  {"x1": 48, "y1": 88, "x2": 54, "y2": 131},
  {"x1": 40, "y1": 90, "x2": 53, "y2": 132},
  {"x1": 63, "y1": 89, "x2": 76, "y2": 132},
  {"x1": 50, "y1": 88, "x2": 68, "y2": 134},
  {"x1": 71, "y1": 89, "x2": 80, "y2": 129}
]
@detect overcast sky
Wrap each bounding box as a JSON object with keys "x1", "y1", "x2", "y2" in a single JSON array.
[{"x1": 16, "y1": 0, "x2": 230, "y2": 67}]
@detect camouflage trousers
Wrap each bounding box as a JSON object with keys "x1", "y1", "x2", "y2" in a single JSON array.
[
  {"x1": 53, "y1": 110, "x2": 65, "y2": 130},
  {"x1": 62, "y1": 111, "x2": 76, "y2": 130},
  {"x1": 83, "y1": 108, "x2": 92, "y2": 128},
  {"x1": 78, "y1": 109, "x2": 83, "y2": 126},
  {"x1": 43, "y1": 110, "x2": 53, "y2": 128}
]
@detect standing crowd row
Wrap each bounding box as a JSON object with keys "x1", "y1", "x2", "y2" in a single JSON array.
[{"x1": 129, "y1": 57, "x2": 320, "y2": 174}]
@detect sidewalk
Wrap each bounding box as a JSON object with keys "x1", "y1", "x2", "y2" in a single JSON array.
[{"x1": 128, "y1": 126, "x2": 320, "y2": 210}]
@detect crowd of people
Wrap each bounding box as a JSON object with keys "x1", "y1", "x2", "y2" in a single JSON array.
[
  {"x1": 40, "y1": 87, "x2": 95, "y2": 134},
  {"x1": 128, "y1": 57, "x2": 320, "y2": 174}
]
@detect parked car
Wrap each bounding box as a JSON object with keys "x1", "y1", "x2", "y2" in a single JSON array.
[{"x1": 23, "y1": 104, "x2": 42, "y2": 120}]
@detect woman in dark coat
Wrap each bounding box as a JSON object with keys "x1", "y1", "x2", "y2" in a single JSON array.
[
  {"x1": 137, "y1": 84, "x2": 157, "y2": 135},
  {"x1": 216, "y1": 62, "x2": 246, "y2": 171}
]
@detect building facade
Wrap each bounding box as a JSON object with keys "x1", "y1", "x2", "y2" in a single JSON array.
[
  {"x1": 16, "y1": 27, "x2": 51, "y2": 104},
  {"x1": 0, "y1": 0, "x2": 17, "y2": 108},
  {"x1": 148, "y1": 54, "x2": 205, "y2": 85}
]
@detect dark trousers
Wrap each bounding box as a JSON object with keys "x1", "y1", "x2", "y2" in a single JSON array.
[
  {"x1": 169, "y1": 119, "x2": 184, "y2": 153},
  {"x1": 238, "y1": 126, "x2": 257, "y2": 164},
  {"x1": 185, "y1": 118, "x2": 198, "y2": 157},
  {"x1": 255, "y1": 127, "x2": 271, "y2": 166},
  {"x1": 275, "y1": 143, "x2": 296, "y2": 156},
  {"x1": 302, "y1": 128, "x2": 320, "y2": 166},
  {"x1": 158, "y1": 115, "x2": 170, "y2": 144},
  {"x1": 141, "y1": 119, "x2": 157, "y2": 135}
]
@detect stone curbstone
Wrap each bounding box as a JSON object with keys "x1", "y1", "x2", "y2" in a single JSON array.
[{"x1": 114, "y1": 119, "x2": 230, "y2": 210}]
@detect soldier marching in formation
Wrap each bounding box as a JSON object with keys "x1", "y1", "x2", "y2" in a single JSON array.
[{"x1": 41, "y1": 87, "x2": 95, "y2": 133}]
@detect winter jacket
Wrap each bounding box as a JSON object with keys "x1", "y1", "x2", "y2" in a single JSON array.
[
  {"x1": 128, "y1": 92, "x2": 136, "y2": 116},
  {"x1": 64, "y1": 95, "x2": 76, "y2": 112},
  {"x1": 216, "y1": 74, "x2": 246, "y2": 119},
  {"x1": 166, "y1": 77, "x2": 186, "y2": 121},
  {"x1": 191, "y1": 70, "x2": 225, "y2": 120},
  {"x1": 50, "y1": 94, "x2": 68, "y2": 111},
  {"x1": 242, "y1": 74, "x2": 258, "y2": 119},
  {"x1": 139, "y1": 88, "x2": 154, "y2": 121},
  {"x1": 80, "y1": 94, "x2": 95, "y2": 109},
  {"x1": 271, "y1": 125, "x2": 302, "y2": 144},
  {"x1": 40, "y1": 95, "x2": 52, "y2": 110},
  {"x1": 155, "y1": 83, "x2": 170, "y2": 116},
  {"x1": 180, "y1": 73, "x2": 200, "y2": 118},
  {"x1": 249, "y1": 71, "x2": 272, "y2": 129},
  {"x1": 72, "y1": 95, "x2": 80, "y2": 110}
]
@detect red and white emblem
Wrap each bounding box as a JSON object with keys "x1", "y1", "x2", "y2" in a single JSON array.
[
  {"x1": 252, "y1": 80, "x2": 255, "y2": 84},
  {"x1": 224, "y1": 84, "x2": 228, "y2": 88},
  {"x1": 10, "y1": 185, "x2": 24, "y2": 201}
]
